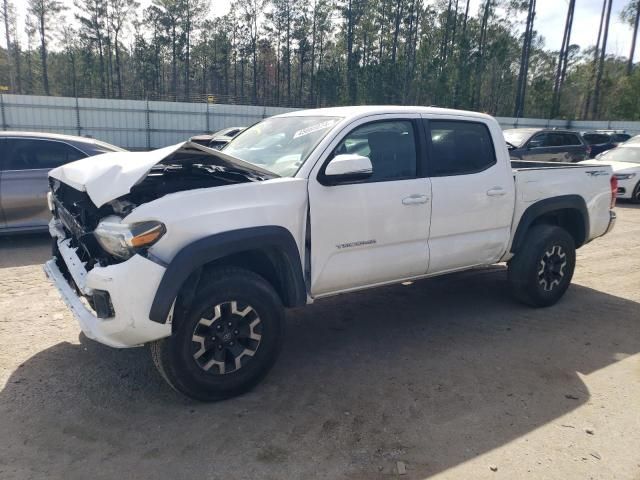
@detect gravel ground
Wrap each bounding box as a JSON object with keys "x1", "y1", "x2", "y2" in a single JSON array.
[{"x1": 0, "y1": 204, "x2": 639, "y2": 480}]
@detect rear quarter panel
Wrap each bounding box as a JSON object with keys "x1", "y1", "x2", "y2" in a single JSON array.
[{"x1": 511, "y1": 165, "x2": 613, "y2": 249}]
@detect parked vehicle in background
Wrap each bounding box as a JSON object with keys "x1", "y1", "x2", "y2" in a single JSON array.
[
  {"x1": 44, "y1": 106, "x2": 617, "y2": 401},
  {"x1": 622, "y1": 135, "x2": 640, "y2": 146},
  {"x1": 504, "y1": 128, "x2": 589, "y2": 162},
  {"x1": 581, "y1": 144, "x2": 640, "y2": 203},
  {"x1": 190, "y1": 127, "x2": 247, "y2": 150},
  {"x1": 581, "y1": 131, "x2": 631, "y2": 158},
  {"x1": 0, "y1": 132, "x2": 126, "y2": 234}
]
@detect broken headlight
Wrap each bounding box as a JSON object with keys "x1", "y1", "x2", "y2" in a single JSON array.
[{"x1": 94, "y1": 218, "x2": 166, "y2": 260}]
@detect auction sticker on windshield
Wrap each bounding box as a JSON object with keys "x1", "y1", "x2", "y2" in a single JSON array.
[{"x1": 293, "y1": 119, "x2": 339, "y2": 139}]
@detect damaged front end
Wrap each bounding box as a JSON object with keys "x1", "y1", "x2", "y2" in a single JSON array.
[
  {"x1": 47, "y1": 142, "x2": 277, "y2": 323},
  {"x1": 49, "y1": 142, "x2": 276, "y2": 270}
]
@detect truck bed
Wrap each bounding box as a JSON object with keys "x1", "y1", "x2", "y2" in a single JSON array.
[
  {"x1": 511, "y1": 160, "x2": 590, "y2": 170},
  {"x1": 510, "y1": 159, "x2": 613, "y2": 244}
]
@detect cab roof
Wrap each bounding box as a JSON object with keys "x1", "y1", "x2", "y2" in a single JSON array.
[{"x1": 274, "y1": 105, "x2": 495, "y2": 122}]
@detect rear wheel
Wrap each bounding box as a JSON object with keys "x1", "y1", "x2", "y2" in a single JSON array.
[
  {"x1": 508, "y1": 225, "x2": 576, "y2": 307},
  {"x1": 150, "y1": 267, "x2": 284, "y2": 401}
]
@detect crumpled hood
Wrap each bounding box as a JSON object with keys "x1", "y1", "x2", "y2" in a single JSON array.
[{"x1": 49, "y1": 141, "x2": 278, "y2": 208}]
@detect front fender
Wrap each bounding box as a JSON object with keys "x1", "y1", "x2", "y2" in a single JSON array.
[{"x1": 148, "y1": 226, "x2": 307, "y2": 323}]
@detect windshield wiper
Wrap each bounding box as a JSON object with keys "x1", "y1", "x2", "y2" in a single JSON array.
[{"x1": 505, "y1": 141, "x2": 517, "y2": 150}]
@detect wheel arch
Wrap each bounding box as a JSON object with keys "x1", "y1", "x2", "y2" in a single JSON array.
[
  {"x1": 148, "y1": 226, "x2": 307, "y2": 324},
  {"x1": 511, "y1": 195, "x2": 589, "y2": 254}
]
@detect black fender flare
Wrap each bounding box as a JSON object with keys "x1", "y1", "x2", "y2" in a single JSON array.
[
  {"x1": 149, "y1": 226, "x2": 307, "y2": 323},
  {"x1": 510, "y1": 194, "x2": 589, "y2": 254}
]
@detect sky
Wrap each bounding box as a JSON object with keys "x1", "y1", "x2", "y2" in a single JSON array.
[{"x1": 11, "y1": 0, "x2": 640, "y2": 62}]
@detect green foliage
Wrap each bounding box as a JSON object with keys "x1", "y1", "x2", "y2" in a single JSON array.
[{"x1": 1, "y1": 0, "x2": 639, "y2": 119}]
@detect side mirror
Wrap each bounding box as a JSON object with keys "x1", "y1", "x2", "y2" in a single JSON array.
[
  {"x1": 323, "y1": 154, "x2": 372, "y2": 185},
  {"x1": 527, "y1": 140, "x2": 542, "y2": 149}
]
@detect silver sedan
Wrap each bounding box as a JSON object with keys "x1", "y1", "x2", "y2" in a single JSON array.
[{"x1": 0, "y1": 132, "x2": 125, "y2": 233}]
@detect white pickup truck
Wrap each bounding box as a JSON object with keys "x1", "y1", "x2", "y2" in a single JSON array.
[{"x1": 44, "y1": 106, "x2": 617, "y2": 401}]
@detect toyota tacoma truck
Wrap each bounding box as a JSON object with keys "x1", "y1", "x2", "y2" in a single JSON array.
[{"x1": 43, "y1": 106, "x2": 617, "y2": 401}]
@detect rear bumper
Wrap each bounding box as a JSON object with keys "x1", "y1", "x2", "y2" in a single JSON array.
[
  {"x1": 44, "y1": 221, "x2": 172, "y2": 348},
  {"x1": 604, "y1": 210, "x2": 616, "y2": 236}
]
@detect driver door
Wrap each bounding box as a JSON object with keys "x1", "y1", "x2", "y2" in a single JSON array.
[{"x1": 307, "y1": 115, "x2": 431, "y2": 297}]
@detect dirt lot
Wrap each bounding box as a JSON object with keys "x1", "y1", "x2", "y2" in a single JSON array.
[{"x1": 0, "y1": 204, "x2": 638, "y2": 480}]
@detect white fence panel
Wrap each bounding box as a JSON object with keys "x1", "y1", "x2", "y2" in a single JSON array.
[{"x1": 2, "y1": 94, "x2": 640, "y2": 150}]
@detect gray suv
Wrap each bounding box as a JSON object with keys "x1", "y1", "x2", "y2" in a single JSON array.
[
  {"x1": 503, "y1": 128, "x2": 589, "y2": 163},
  {"x1": 0, "y1": 132, "x2": 125, "y2": 233}
]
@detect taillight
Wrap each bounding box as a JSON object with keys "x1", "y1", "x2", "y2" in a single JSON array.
[{"x1": 610, "y1": 175, "x2": 618, "y2": 208}]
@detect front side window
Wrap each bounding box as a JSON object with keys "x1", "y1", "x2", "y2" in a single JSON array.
[
  {"x1": 528, "y1": 133, "x2": 549, "y2": 148},
  {"x1": 331, "y1": 120, "x2": 417, "y2": 182},
  {"x1": 224, "y1": 116, "x2": 341, "y2": 177},
  {"x1": 429, "y1": 121, "x2": 496, "y2": 176},
  {"x1": 4, "y1": 139, "x2": 86, "y2": 170}
]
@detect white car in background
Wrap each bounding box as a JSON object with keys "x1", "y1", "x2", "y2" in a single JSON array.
[{"x1": 581, "y1": 144, "x2": 640, "y2": 203}]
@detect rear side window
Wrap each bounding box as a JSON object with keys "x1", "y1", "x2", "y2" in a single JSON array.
[
  {"x1": 583, "y1": 133, "x2": 610, "y2": 145},
  {"x1": 562, "y1": 133, "x2": 582, "y2": 146},
  {"x1": 428, "y1": 121, "x2": 496, "y2": 176},
  {"x1": 612, "y1": 133, "x2": 631, "y2": 143},
  {"x1": 3, "y1": 139, "x2": 86, "y2": 170}
]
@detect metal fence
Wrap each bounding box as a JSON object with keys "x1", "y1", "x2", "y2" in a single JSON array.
[
  {"x1": 0, "y1": 94, "x2": 297, "y2": 150},
  {"x1": 2, "y1": 94, "x2": 640, "y2": 150}
]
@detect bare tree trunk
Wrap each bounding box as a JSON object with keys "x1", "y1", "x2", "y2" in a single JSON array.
[
  {"x1": 2, "y1": 0, "x2": 15, "y2": 92},
  {"x1": 346, "y1": 0, "x2": 356, "y2": 103},
  {"x1": 551, "y1": 0, "x2": 574, "y2": 117},
  {"x1": 114, "y1": 29, "x2": 122, "y2": 98},
  {"x1": 583, "y1": 0, "x2": 607, "y2": 118},
  {"x1": 38, "y1": 12, "x2": 50, "y2": 95},
  {"x1": 592, "y1": 0, "x2": 613, "y2": 119},
  {"x1": 513, "y1": 0, "x2": 536, "y2": 117},
  {"x1": 627, "y1": 0, "x2": 640, "y2": 75},
  {"x1": 309, "y1": 0, "x2": 317, "y2": 105},
  {"x1": 472, "y1": 0, "x2": 491, "y2": 110},
  {"x1": 453, "y1": 0, "x2": 471, "y2": 107}
]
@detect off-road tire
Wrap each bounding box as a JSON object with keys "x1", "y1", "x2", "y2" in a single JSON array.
[
  {"x1": 150, "y1": 267, "x2": 285, "y2": 401},
  {"x1": 508, "y1": 224, "x2": 576, "y2": 308}
]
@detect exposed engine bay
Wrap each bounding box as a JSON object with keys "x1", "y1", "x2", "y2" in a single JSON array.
[{"x1": 50, "y1": 147, "x2": 272, "y2": 269}]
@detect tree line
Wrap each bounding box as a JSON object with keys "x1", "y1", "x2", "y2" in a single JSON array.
[{"x1": 1, "y1": 0, "x2": 640, "y2": 120}]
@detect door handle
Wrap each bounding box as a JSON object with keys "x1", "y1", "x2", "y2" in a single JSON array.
[
  {"x1": 402, "y1": 194, "x2": 429, "y2": 205},
  {"x1": 486, "y1": 187, "x2": 507, "y2": 197}
]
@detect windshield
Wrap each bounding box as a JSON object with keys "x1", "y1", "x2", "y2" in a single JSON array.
[
  {"x1": 224, "y1": 116, "x2": 341, "y2": 176},
  {"x1": 503, "y1": 129, "x2": 532, "y2": 148},
  {"x1": 598, "y1": 147, "x2": 640, "y2": 164}
]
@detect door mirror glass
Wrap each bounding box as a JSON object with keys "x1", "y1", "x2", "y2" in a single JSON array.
[{"x1": 324, "y1": 154, "x2": 373, "y2": 184}]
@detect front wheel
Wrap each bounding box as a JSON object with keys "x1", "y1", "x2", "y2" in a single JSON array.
[
  {"x1": 508, "y1": 225, "x2": 576, "y2": 307},
  {"x1": 150, "y1": 267, "x2": 285, "y2": 401}
]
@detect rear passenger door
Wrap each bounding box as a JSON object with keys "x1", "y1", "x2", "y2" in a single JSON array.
[
  {"x1": 560, "y1": 132, "x2": 587, "y2": 162},
  {"x1": 423, "y1": 118, "x2": 515, "y2": 274},
  {"x1": 0, "y1": 138, "x2": 86, "y2": 230}
]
